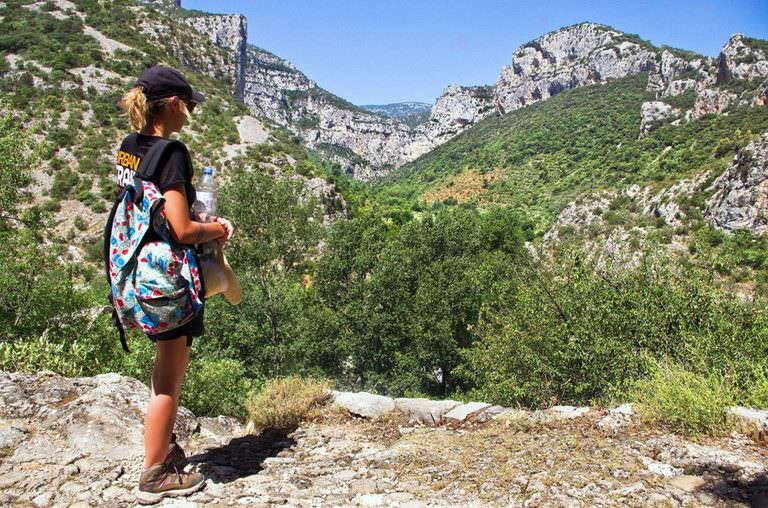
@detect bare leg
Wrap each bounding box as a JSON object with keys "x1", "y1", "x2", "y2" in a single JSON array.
[{"x1": 144, "y1": 336, "x2": 190, "y2": 468}]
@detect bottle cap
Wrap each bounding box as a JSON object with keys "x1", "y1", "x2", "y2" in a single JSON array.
[{"x1": 203, "y1": 167, "x2": 214, "y2": 175}]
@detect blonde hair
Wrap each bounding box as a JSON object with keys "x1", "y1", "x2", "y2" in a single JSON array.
[{"x1": 119, "y1": 87, "x2": 191, "y2": 131}]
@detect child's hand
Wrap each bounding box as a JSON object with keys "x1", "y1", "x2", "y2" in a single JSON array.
[{"x1": 215, "y1": 217, "x2": 234, "y2": 245}]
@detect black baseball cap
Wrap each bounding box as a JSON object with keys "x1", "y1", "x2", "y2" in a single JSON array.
[{"x1": 136, "y1": 66, "x2": 206, "y2": 104}]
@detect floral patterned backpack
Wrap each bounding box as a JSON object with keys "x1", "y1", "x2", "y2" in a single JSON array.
[{"x1": 103, "y1": 139, "x2": 203, "y2": 352}]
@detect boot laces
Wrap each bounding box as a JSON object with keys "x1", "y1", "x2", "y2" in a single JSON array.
[{"x1": 172, "y1": 463, "x2": 182, "y2": 484}]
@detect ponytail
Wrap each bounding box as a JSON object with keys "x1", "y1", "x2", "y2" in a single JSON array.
[
  {"x1": 120, "y1": 87, "x2": 148, "y2": 131},
  {"x1": 119, "y1": 86, "x2": 175, "y2": 131}
]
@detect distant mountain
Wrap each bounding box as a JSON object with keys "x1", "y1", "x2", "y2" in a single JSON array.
[
  {"x1": 361, "y1": 102, "x2": 433, "y2": 118},
  {"x1": 361, "y1": 102, "x2": 432, "y2": 129}
]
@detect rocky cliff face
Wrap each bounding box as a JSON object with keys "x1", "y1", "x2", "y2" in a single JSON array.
[
  {"x1": 642, "y1": 35, "x2": 768, "y2": 128},
  {"x1": 240, "y1": 47, "x2": 434, "y2": 180},
  {"x1": 422, "y1": 85, "x2": 496, "y2": 145},
  {"x1": 181, "y1": 14, "x2": 248, "y2": 100},
  {"x1": 241, "y1": 46, "x2": 316, "y2": 126},
  {"x1": 495, "y1": 23, "x2": 657, "y2": 113},
  {"x1": 647, "y1": 49, "x2": 715, "y2": 97},
  {"x1": 719, "y1": 34, "x2": 768, "y2": 82},
  {"x1": 706, "y1": 133, "x2": 768, "y2": 233},
  {"x1": 298, "y1": 99, "x2": 433, "y2": 180},
  {"x1": 638, "y1": 101, "x2": 682, "y2": 137}
]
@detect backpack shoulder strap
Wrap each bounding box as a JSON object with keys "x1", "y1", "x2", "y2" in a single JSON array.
[
  {"x1": 132, "y1": 138, "x2": 175, "y2": 206},
  {"x1": 103, "y1": 187, "x2": 130, "y2": 352}
]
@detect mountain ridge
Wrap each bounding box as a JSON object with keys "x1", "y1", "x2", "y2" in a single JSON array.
[{"x1": 134, "y1": 4, "x2": 768, "y2": 182}]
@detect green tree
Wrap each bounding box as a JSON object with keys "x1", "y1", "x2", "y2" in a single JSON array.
[
  {"x1": 0, "y1": 109, "x2": 33, "y2": 225},
  {"x1": 208, "y1": 170, "x2": 324, "y2": 377},
  {"x1": 315, "y1": 206, "x2": 527, "y2": 396}
]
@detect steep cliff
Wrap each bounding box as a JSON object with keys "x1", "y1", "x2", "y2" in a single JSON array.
[
  {"x1": 495, "y1": 23, "x2": 658, "y2": 113},
  {"x1": 181, "y1": 13, "x2": 248, "y2": 100},
  {"x1": 706, "y1": 133, "x2": 768, "y2": 234},
  {"x1": 240, "y1": 47, "x2": 434, "y2": 180},
  {"x1": 423, "y1": 85, "x2": 497, "y2": 146},
  {"x1": 641, "y1": 34, "x2": 768, "y2": 129}
]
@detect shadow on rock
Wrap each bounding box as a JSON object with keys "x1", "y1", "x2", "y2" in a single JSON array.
[
  {"x1": 703, "y1": 472, "x2": 768, "y2": 508},
  {"x1": 186, "y1": 428, "x2": 296, "y2": 484}
]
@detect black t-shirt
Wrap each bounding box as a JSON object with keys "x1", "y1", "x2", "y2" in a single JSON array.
[{"x1": 114, "y1": 133, "x2": 197, "y2": 207}]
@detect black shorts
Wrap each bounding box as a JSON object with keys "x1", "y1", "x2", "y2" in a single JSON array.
[{"x1": 147, "y1": 307, "x2": 204, "y2": 347}]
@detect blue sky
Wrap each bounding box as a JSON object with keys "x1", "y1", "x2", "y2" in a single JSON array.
[{"x1": 183, "y1": 0, "x2": 768, "y2": 105}]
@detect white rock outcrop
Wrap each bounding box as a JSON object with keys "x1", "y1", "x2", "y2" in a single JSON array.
[
  {"x1": 2, "y1": 371, "x2": 767, "y2": 506},
  {"x1": 706, "y1": 133, "x2": 768, "y2": 233},
  {"x1": 647, "y1": 49, "x2": 715, "y2": 99},
  {"x1": 241, "y1": 46, "x2": 434, "y2": 180},
  {"x1": 331, "y1": 391, "x2": 396, "y2": 419},
  {"x1": 181, "y1": 14, "x2": 248, "y2": 100},
  {"x1": 495, "y1": 23, "x2": 657, "y2": 114},
  {"x1": 639, "y1": 101, "x2": 682, "y2": 137},
  {"x1": 691, "y1": 88, "x2": 738, "y2": 120},
  {"x1": 423, "y1": 85, "x2": 496, "y2": 145},
  {"x1": 719, "y1": 33, "x2": 768, "y2": 82}
]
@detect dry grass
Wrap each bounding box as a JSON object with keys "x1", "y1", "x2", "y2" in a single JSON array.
[
  {"x1": 363, "y1": 410, "x2": 410, "y2": 445},
  {"x1": 392, "y1": 415, "x2": 640, "y2": 503},
  {"x1": 423, "y1": 167, "x2": 505, "y2": 205},
  {"x1": 245, "y1": 376, "x2": 331, "y2": 432}
]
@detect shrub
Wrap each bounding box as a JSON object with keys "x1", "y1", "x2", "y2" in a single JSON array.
[
  {"x1": 40, "y1": 199, "x2": 60, "y2": 212},
  {"x1": 457, "y1": 247, "x2": 768, "y2": 408},
  {"x1": 745, "y1": 365, "x2": 768, "y2": 409},
  {"x1": 245, "y1": 376, "x2": 330, "y2": 432},
  {"x1": 50, "y1": 169, "x2": 79, "y2": 199},
  {"x1": 181, "y1": 357, "x2": 258, "y2": 419},
  {"x1": 633, "y1": 359, "x2": 735, "y2": 437}
]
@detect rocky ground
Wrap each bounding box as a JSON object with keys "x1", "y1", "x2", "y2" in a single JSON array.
[{"x1": 0, "y1": 371, "x2": 766, "y2": 507}]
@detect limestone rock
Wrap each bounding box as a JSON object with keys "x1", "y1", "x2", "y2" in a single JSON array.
[
  {"x1": 332, "y1": 391, "x2": 396, "y2": 419},
  {"x1": 728, "y1": 406, "x2": 768, "y2": 430},
  {"x1": 241, "y1": 46, "x2": 433, "y2": 180},
  {"x1": 0, "y1": 371, "x2": 196, "y2": 464},
  {"x1": 181, "y1": 14, "x2": 248, "y2": 100},
  {"x1": 691, "y1": 88, "x2": 737, "y2": 120},
  {"x1": 423, "y1": 85, "x2": 496, "y2": 145},
  {"x1": 495, "y1": 23, "x2": 657, "y2": 114},
  {"x1": 547, "y1": 405, "x2": 590, "y2": 419},
  {"x1": 444, "y1": 402, "x2": 492, "y2": 424},
  {"x1": 719, "y1": 33, "x2": 768, "y2": 82},
  {"x1": 198, "y1": 415, "x2": 244, "y2": 443},
  {"x1": 639, "y1": 101, "x2": 681, "y2": 137},
  {"x1": 641, "y1": 456, "x2": 681, "y2": 477},
  {"x1": 474, "y1": 405, "x2": 507, "y2": 423},
  {"x1": 393, "y1": 398, "x2": 462, "y2": 426},
  {"x1": 706, "y1": 133, "x2": 768, "y2": 233},
  {"x1": 645, "y1": 171, "x2": 710, "y2": 226},
  {"x1": 0, "y1": 425, "x2": 27, "y2": 453},
  {"x1": 647, "y1": 49, "x2": 715, "y2": 99},
  {"x1": 3, "y1": 371, "x2": 768, "y2": 507},
  {"x1": 669, "y1": 475, "x2": 706, "y2": 493},
  {"x1": 597, "y1": 404, "x2": 638, "y2": 434}
]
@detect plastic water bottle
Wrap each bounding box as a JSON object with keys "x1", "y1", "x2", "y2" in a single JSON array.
[
  {"x1": 193, "y1": 167, "x2": 218, "y2": 253},
  {"x1": 195, "y1": 167, "x2": 218, "y2": 219}
]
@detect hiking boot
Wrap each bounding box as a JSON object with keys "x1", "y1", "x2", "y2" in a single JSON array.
[
  {"x1": 165, "y1": 432, "x2": 186, "y2": 468},
  {"x1": 136, "y1": 463, "x2": 205, "y2": 505}
]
